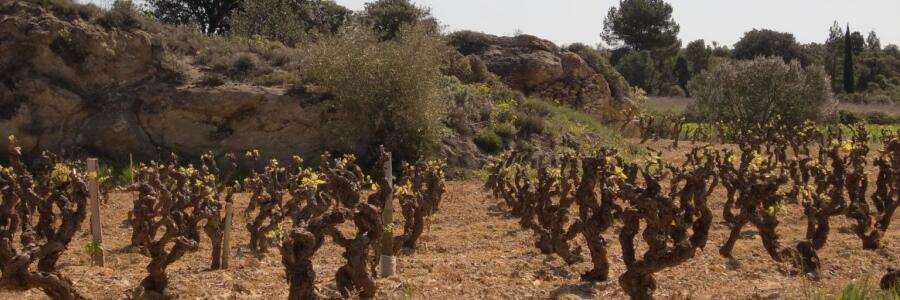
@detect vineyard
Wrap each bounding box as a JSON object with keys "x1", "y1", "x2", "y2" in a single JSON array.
[
  {"x1": 0, "y1": 137, "x2": 449, "y2": 299},
  {"x1": 485, "y1": 121, "x2": 900, "y2": 299},
  {"x1": 0, "y1": 121, "x2": 899, "y2": 299}
]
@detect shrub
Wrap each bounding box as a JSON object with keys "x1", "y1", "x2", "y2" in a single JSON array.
[
  {"x1": 688, "y1": 57, "x2": 835, "y2": 131},
  {"x1": 448, "y1": 30, "x2": 494, "y2": 55},
  {"x1": 97, "y1": 0, "x2": 143, "y2": 30},
  {"x1": 158, "y1": 52, "x2": 190, "y2": 84},
  {"x1": 362, "y1": 0, "x2": 436, "y2": 40},
  {"x1": 229, "y1": 53, "x2": 263, "y2": 78},
  {"x1": 302, "y1": 24, "x2": 448, "y2": 163},
  {"x1": 197, "y1": 74, "x2": 225, "y2": 87},
  {"x1": 253, "y1": 71, "x2": 301, "y2": 87},
  {"x1": 515, "y1": 114, "x2": 546, "y2": 136},
  {"x1": 519, "y1": 98, "x2": 554, "y2": 117},
  {"x1": 864, "y1": 111, "x2": 900, "y2": 124},
  {"x1": 230, "y1": 0, "x2": 308, "y2": 46},
  {"x1": 474, "y1": 131, "x2": 503, "y2": 154},
  {"x1": 74, "y1": 3, "x2": 102, "y2": 21},
  {"x1": 491, "y1": 122, "x2": 517, "y2": 140},
  {"x1": 26, "y1": 0, "x2": 77, "y2": 17},
  {"x1": 732, "y1": 29, "x2": 808, "y2": 65},
  {"x1": 615, "y1": 50, "x2": 659, "y2": 93},
  {"x1": 837, "y1": 110, "x2": 861, "y2": 124}
]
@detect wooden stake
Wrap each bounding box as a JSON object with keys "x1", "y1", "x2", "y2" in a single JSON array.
[
  {"x1": 221, "y1": 200, "x2": 234, "y2": 269},
  {"x1": 87, "y1": 158, "x2": 105, "y2": 267},
  {"x1": 129, "y1": 153, "x2": 134, "y2": 186},
  {"x1": 379, "y1": 150, "x2": 395, "y2": 277}
]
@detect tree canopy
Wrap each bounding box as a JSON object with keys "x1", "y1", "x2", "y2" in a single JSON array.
[
  {"x1": 732, "y1": 29, "x2": 808, "y2": 65},
  {"x1": 145, "y1": 0, "x2": 241, "y2": 34},
  {"x1": 362, "y1": 0, "x2": 436, "y2": 40},
  {"x1": 601, "y1": 0, "x2": 680, "y2": 51}
]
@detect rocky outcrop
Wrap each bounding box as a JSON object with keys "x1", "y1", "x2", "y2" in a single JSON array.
[
  {"x1": 449, "y1": 32, "x2": 635, "y2": 121},
  {"x1": 0, "y1": 1, "x2": 336, "y2": 162}
]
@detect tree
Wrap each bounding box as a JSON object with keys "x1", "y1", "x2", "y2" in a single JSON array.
[
  {"x1": 684, "y1": 39, "x2": 711, "y2": 74},
  {"x1": 844, "y1": 25, "x2": 856, "y2": 93},
  {"x1": 673, "y1": 56, "x2": 690, "y2": 96},
  {"x1": 230, "y1": 0, "x2": 307, "y2": 46},
  {"x1": 362, "y1": 0, "x2": 436, "y2": 40},
  {"x1": 732, "y1": 29, "x2": 807, "y2": 65},
  {"x1": 302, "y1": 24, "x2": 448, "y2": 163},
  {"x1": 867, "y1": 31, "x2": 882, "y2": 51},
  {"x1": 615, "y1": 50, "x2": 659, "y2": 93},
  {"x1": 688, "y1": 57, "x2": 834, "y2": 131},
  {"x1": 145, "y1": 0, "x2": 241, "y2": 34},
  {"x1": 601, "y1": 0, "x2": 680, "y2": 51},
  {"x1": 824, "y1": 21, "x2": 845, "y2": 92},
  {"x1": 231, "y1": 0, "x2": 351, "y2": 45}
]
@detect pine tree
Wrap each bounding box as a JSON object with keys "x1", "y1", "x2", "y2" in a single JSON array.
[{"x1": 844, "y1": 25, "x2": 855, "y2": 93}]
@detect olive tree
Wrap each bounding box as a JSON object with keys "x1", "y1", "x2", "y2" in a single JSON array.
[
  {"x1": 302, "y1": 24, "x2": 448, "y2": 163},
  {"x1": 688, "y1": 57, "x2": 835, "y2": 131}
]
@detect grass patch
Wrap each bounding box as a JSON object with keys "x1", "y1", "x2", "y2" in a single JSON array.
[
  {"x1": 811, "y1": 280, "x2": 899, "y2": 300},
  {"x1": 520, "y1": 98, "x2": 642, "y2": 158},
  {"x1": 642, "y1": 96, "x2": 692, "y2": 115}
]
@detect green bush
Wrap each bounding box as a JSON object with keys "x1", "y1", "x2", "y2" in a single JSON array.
[
  {"x1": 197, "y1": 74, "x2": 225, "y2": 87},
  {"x1": 229, "y1": 53, "x2": 264, "y2": 78},
  {"x1": 615, "y1": 50, "x2": 659, "y2": 93},
  {"x1": 302, "y1": 24, "x2": 448, "y2": 163},
  {"x1": 253, "y1": 70, "x2": 301, "y2": 87},
  {"x1": 74, "y1": 3, "x2": 102, "y2": 21},
  {"x1": 363, "y1": 0, "x2": 436, "y2": 40},
  {"x1": 97, "y1": 0, "x2": 143, "y2": 30},
  {"x1": 865, "y1": 111, "x2": 900, "y2": 124},
  {"x1": 491, "y1": 122, "x2": 517, "y2": 139},
  {"x1": 230, "y1": 0, "x2": 310, "y2": 46},
  {"x1": 837, "y1": 110, "x2": 861, "y2": 124},
  {"x1": 688, "y1": 57, "x2": 835, "y2": 131},
  {"x1": 474, "y1": 130, "x2": 503, "y2": 154},
  {"x1": 732, "y1": 29, "x2": 808, "y2": 65},
  {"x1": 448, "y1": 30, "x2": 494, "y2": 55},
  {"x1": 515, "y1": 114, "x2": 546, "y2": 136}
]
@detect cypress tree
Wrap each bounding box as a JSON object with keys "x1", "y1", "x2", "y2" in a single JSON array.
[
  {"x1": 673, "y1": 56, "x2": 691, "y2": 97},
  {"x1": 843, "y1": 24, "x2": 855, "y2": 93}
]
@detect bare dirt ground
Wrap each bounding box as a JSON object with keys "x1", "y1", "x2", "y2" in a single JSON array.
[{"x1": 2, "y1": 140, "x2": 899, "y2": 300}]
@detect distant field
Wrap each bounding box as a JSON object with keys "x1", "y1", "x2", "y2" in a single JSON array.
[
  {"x1": 678, "y1": 123, "x2": 900, "y2": 145},
  {"x1": 838, "y1": 102, "x2": 900, "y2": 116},
  {"x1": 642, "y1": 96, "x2": 692, "y2": 114},
  {"x1": 643, "y1": 97, "x2": 900, "y2": 124}
]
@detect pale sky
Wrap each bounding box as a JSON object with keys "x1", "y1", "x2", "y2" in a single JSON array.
[
  {"x1": 84, "y1": 0, "x2": 900, "y2": 47},
  {"x1": 334, "y1": 0, "x2": 900, "y2": 48}
]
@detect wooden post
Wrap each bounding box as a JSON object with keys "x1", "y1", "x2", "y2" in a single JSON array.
[
  {"x1": 129, "y1": 153, "x2": 135, "y2": 186},
  {"x1": 87, "y1": 158, "x2": 105, "y2": 267},
  {"x1": 379, "y1": 150, "x2": 395, "y2": 277},
  {"x1": 221, "y1": 201, "x2": 234, "y2": 269}
]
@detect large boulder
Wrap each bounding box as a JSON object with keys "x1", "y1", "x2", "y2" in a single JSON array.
[
  {"x1": 0, "y1": 1, "x2": 336, "y2": 163},
  {"x1": 449, "y1": 31, "x2": 635, "y2": 122}
]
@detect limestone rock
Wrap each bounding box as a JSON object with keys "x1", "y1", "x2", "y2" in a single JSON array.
[
  {"x1": 0, "y1": 1, "x2": 335, "y2": 163},
  {"x1": 449, "y1": 31, "x2": 634, "y2": 121}
]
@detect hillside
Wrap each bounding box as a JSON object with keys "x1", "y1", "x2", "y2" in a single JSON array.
[{"x1": 0, "y1": 0, "x2": 636, "y2": 171}]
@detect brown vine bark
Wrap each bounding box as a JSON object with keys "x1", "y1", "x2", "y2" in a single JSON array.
[
  {"x1": 617, "y1": 153, "x2": 714, "y2": 300},
  {"x1": 847, "y1": 139, "x2": 900, "y2": 250},
  {"x1": 329, "y1": 203, "x2": 382, "y2": 299},
  {"x1": 0, "y1": 137, "x2": 89, "y2": 300},
  {"x1": 282, "y1": 210, "x2": 350, "y2": 300},
  {"x1": 882, "y1": 268, "x2": 900, "y2": 291}
]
